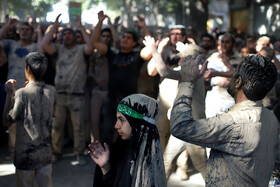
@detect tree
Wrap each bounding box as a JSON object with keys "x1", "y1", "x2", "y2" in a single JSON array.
[{"x1": 0, "y1": 0, "x2": 57, "y2": 22}]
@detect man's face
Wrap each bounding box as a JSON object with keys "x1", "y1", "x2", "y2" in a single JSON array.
[
  {"x1": 20, "y1": 25, "x2": 32, "y2": 42},
  {"x1": 62, "y1": 30, "x2": 76, "y2": 46},
  {"x1": 240, "y1": 47, "x2": 249, "y2": 58},
  {"x1": 121, "y1": 33, "x2": 136, "y2": 50},
  {"x1": 221, "y1": 35, "x2": 234, "y2": 55},
  {"x1": 170, "y1": 29, "x2": 185, "y2": 45},
  {"x1": 201, "y1": 36, "x2": 212, "y2": 50},
  {"x1": 100, "y1": 31, "x2": 112, "y2": 45},
  {"x1": 76, "y1": 33, "x2": 84, "y2": 44}
]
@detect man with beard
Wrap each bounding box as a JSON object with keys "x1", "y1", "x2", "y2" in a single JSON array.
[
  {"x1": 171, "y1": 54, "x2": 279, "y2": 186},
  {"x1": 200, "y1": 33, "x2": 216, "y2": 58}
]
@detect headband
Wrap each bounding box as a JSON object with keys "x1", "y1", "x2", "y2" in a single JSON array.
[{"x1": 117, "y1": 104, "x2": 156, "y2": 125}]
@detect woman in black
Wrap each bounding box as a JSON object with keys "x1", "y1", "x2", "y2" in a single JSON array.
[{"x1": 88, "y1": 94, "x2": 167, "y2": 187}]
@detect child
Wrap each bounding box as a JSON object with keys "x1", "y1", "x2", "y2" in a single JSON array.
[
  {"x1": 89, "y1": 94, "x2": 167, "y2": 187},
  {"x1": 3, "y1": 52, "x2": 56, "y2": 187}
]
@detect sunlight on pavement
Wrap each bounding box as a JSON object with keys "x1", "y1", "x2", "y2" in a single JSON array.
[{"x1": 0, "y1": 163, "x2": 15, "y2": 176}]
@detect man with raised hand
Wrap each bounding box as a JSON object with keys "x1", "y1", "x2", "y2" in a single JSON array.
[
  {"x1": 40, "y1": 14, "x2": 94, "y2": 165},
  {"x1": 171, "y1": 54, "x2": 279, "y2": 186}
]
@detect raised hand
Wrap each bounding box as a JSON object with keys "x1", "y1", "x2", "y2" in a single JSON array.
[
  {"x1": 113, "y1": 16, "x2": 121, "y2": 27},
  {"x1": 88, "y1": 141, "x2": 110, "y2": 168},
  {"x1": 5, "y1": 79, "x2": 16, "y2": 94},
  {"x1": 157, "y1": 37, "x2": 169, "y2": 53},
  {"x1": 135, "y1": 16, "x2": 146, "y2": 28},
  {"x1": 143, "y1": 35, "x2": 157, "y2": 49},
  {"x1": 53, "y1": 14, "x2": 61, "y2": 29},
  {"x1": 98, "y1": 11, "x2": 108, "y2": 22},
  {"x1": 180, "y1": 55, "x2": 208, "y2": 83}
]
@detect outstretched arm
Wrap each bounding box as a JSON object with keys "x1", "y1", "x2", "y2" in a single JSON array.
[
  {"x1": 91, "y1": 11, "x2": 108, "y2": 55},
  {"x1": 39, "y1": 14, "x2": 61, "y2": 55},
  {"x1": 3, "y1": 79, "x2": 16, "y2": 128},
  {"x1": 88, "y1": 141, "x2": 111, "y2": 175}
]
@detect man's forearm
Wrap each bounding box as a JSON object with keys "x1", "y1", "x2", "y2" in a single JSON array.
[
  {"x1": 151, "y1": 48, "x2": 181, "y2": 80},
  {"x1": 170, "y1": 82, "x2": 194, "y2": 141},
  {"x1": 3, "y1": 93, "x2": 13, "y2": 128}
]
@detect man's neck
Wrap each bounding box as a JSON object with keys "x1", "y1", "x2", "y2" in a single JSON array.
[
  {"x1": 120, "y1": 47, "x2": 133, "y2": 53},
  {"x1": 65, "y1": 43, "x2": 76, "y2": 49},
  {"x1": 20, "y1": 40, "x2": 31, "y2": 47},
  {"x1": 234, "y1": 90, "x2": 248, "y2": 104},
  {"x1": 224, "y1": 51, "x2": 234, "y2": 58}
]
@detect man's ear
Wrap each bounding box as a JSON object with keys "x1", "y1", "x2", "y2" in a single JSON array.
[{"x1": 235, "y1": 76, "x2": 242, "y2": 89}]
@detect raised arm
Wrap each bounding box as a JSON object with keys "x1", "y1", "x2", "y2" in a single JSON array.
[
  {"x1": 91, "y1": 11, "x2": 108, "y2": 55},
  {"x1": 108, "y1": 16, "x2": 121, "y2": 49},
  {"x1": 0, "y1": 17, "x2": 17, "y2": 40},
  {"x1": 135, "y1": 16, "x2": 151, "y2": 36},
  {"x1": 77, "y1": 17, "x2": 94, "y2": 55},
  {"x1": 39, "y1": 14, "x2": 61, "y2": 55},
  {"x1": 3, "y1": 79, "x2": 16, "y2": 128},
  {"x1": 0, "y1": 42, "x2": 7, "y2": 67},
  {"x1": 143, "y1": 36, "x2": 181, "y2": 80}
]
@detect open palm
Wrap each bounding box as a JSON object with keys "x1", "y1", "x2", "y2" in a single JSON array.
[{"x1": 88, "y1": 141, "x2": 110, "y2": 168}]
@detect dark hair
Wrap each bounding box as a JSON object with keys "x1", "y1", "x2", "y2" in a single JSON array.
[
  {"x1": 237, "y1": 55, "x2": 277, "y2": 101},
  {"x1": 25, "y1": 52, "x2": 48, "y2": 81},
  {"x1": 124, "y1": 30, "x2": 138, "y2": 42},
  {"x1": 200, "y1": 33, "x2": 215, "y2": 41},
  {"x1": 60, "y1": 28, "x2": 76, "y2": 38},
  {"x1": 21, "y1": 22, "x2": 33, "y2": 33},
  {"x1": 222, "y1": 32, "x2": 236, "y2": 44},
  {"x1": 101, "y1": 27, "x2": 112, "y2": 35}
]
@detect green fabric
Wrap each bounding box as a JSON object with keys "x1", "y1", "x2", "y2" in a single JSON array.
[{"x1": 117, "y1": 104, "x2": 143, "y2": 119}]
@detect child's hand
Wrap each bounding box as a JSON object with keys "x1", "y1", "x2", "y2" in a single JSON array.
[{"x1": 5, "y1": 79, "x2": 16, "y2": 94}]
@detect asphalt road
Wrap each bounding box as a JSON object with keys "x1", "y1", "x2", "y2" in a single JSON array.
[{"x1": 0, "y1": 144, "x2": 205, "y2": 187}]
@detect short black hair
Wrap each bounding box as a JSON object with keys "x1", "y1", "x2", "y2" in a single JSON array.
[
  {"x1": 25, "y1": 52, "x2": 48, "y2": 81},
  {"x1": 200, "y1": 33, "x2": 215, "y2": 41},
  {"x1": 21, "y1": 22, "x2": 33, "y2": 33},
  {"x1": 101, "y1": 27, "x2": 112, "y2": 35},
  {"x1": 236, "y1": 55, "x2": 277, "y2": 101},
  {"x1": 124, "y1": 30, "x2": 138, "y2": 42}
]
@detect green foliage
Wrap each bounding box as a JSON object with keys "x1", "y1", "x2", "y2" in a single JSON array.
[{"x1": 4, "y1": 0, "x2": 57, "y2": 20}]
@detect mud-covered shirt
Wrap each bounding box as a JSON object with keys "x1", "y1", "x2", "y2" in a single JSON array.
[
  {"x1": 107, "y1": 47, "x2": 144, "y2": 98},
  {"x1": 54, "y1": 44, "x2": 88, "y2": 94},
  {"x1": 171, "y1": 82, "x2": 279, "y2": 186},
  {"x1": 9, "y1": 82, "x2": 56, "y2": 170},
  {"x1": 2, "y1": 40, "x2": 37, "y2": 90}
]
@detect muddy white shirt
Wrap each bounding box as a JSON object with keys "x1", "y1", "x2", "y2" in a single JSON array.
[
  {"x1": 171, "y1": 82, "x2": 279, "y2": 186},
  {"x1": 2, "y1": 40, "x2": 37, "y2": 90},
  {"x1": 54, "y1": 44, "x2": 88, "y2": 94}
]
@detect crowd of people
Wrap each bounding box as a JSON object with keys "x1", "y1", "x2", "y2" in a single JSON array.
[{"x1": 1, "y1": 10, "x2": 280, "y2": 186}]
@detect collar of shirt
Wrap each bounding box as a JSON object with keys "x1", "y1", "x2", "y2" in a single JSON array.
[{"x1": 228, "y1": 100, "x2": 262, "y2": 112}]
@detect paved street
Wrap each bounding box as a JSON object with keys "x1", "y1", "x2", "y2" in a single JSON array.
[{"x1": 0, "y1": 144, "x2": 205, "y2": 187}]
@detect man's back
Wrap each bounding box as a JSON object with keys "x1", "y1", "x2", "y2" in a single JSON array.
[
  {"x1": 10, "y1": 82, "x2": 56, "y2": 170},
  {"x1": 206, "y1": 100, "x2": 279, "y2": 186}
]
